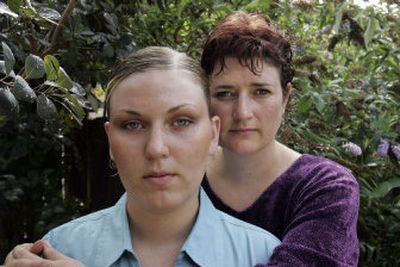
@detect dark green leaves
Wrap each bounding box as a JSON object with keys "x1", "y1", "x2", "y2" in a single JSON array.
[
  {"x1": 0, "y1": 2, "x2": 18, "y2": 18},
  {"x1": 370, "y1": 178, "x2": 400, "y2": 199},
  {"x1": 36, "y1": 94, "x2": 57, "y2": 121},
  {"x1": 38, "y1": 7, "x2": 61, "y2": 21},
  {"x1": 44, "y1": 56, "x2": 73, "y2": 89},
  {"x1": 56, "y1": 67, "x2": 73, "y2": 89},
  {"x1": 0, "y1": 87, "x2": 19, "y2": 116},
  {"x1": 2, "y1": 42, "x2": 15, "y2": 75},
  {"x1": 364, "y1": 17, "x2": 379, "y2": 48},
  {"x1": 13, "y1": 75, "x2": 37, "y2": 103},
  {"x1": 44, "y1": 55, "x2": 60, "y2": 81},
  {"x1": 7, "y1": 0, "x2": 22, "y2": 13},
  {"x1": 25, "y1": 54, "x2": 45, "y2": 79},
  {"x1": 64, "y1": 93, "x2": 85, "y2": 121}
]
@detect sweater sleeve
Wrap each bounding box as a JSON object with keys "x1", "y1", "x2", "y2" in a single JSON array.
[{"x1": 262, "y1": 160, "x2": 360, "y2": 267}]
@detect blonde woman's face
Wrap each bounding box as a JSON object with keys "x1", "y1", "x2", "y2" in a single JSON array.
[{"x1": 104, "y1": 69, "x2": 219, "y2": 212}]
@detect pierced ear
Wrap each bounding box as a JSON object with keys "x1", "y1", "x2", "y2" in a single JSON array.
[{"x1": 104, "y1": 121, "x2": 114, "y2": 161}]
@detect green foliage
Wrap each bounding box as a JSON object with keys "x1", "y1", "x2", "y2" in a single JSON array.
[{"x1": 0, "y1": 0, "x2": 399, "y2": 265}]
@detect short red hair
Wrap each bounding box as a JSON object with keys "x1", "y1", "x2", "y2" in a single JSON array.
[{"x1": 201, "y1": 11, "x2": 294, "y2": 96}]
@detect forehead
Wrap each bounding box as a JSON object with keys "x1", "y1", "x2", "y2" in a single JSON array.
[
  {"x1": 109, "y1": 69, "x2": 207, "y2": 113},
  {"x1": 210, "y1": 57, "x2": 281, "y2": 86}
]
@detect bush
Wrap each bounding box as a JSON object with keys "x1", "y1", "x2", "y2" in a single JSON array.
[{"x1": 1, "y1": 0, "x2": 399, "y2": 265}]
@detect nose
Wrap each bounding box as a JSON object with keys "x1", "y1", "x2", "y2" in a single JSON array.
[
  {"x1": 233, "y1": 95, "x2": 253, "y2": 121},
  {"x1": 145, "y1": 126, "x2": 169, "y2": 160}
]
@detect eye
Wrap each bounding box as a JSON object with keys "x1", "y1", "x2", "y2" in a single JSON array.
[
  {"x1": 255, "y1": 88, "x2": 270, "y2": 95},
  {"x1": 214, "y1": 91, "x2": 236, "y2": 99},
  {"x1": 122, "y1": 121, "x2": 144, "y2": 130},
  {"x1": 173, "y1": 118, "x2": 193, "y2": 128}
]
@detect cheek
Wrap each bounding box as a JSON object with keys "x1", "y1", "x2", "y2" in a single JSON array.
[
  {"x1": 211, "y1": 102, "x2": 231, "y2": 124},
  {"x1": 110, "y1": 134, "x2": 142, "y2": 162}
]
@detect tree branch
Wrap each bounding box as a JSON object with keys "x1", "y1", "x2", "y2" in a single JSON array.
[{"x1": 42, "y1": 0, "x2": 78, "y2": 56}]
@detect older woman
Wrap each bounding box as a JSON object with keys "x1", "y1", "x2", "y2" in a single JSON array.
[
  {"x1": 3, "y1": 47, "x2": 280, "y2": 267},
  {"x1": 201, "y1": 11, "x2": 360, "y2": 266}
]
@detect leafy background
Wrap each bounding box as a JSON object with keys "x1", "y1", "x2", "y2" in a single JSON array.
[{"x1": 0, "y1": 0, "x2": 399, "y2": 266}]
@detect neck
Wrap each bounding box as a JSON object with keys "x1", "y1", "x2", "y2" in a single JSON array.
[
  {"x1": 215, "y1": 141, "x2": 298, "y2": 184},
  {"x1": 126, "y1": 194, "x2": 199, "y2": 245}
]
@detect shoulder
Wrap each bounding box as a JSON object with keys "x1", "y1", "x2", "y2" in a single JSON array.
[
  {"x1": 42, "y1": 196, "x2": 127, "y2": 264},
  {"x1": 217, "y1": 209, "x2": 281, "y2": 251},
  {"x1": 45, "y1": 206, "x2": 116, "y2": 240},
  {"x1": 287, "y1": 154, "x2": 359, "y2": 191},
  {"x1": 197, "y1": 189, "x2": 280, "y2": 265}
]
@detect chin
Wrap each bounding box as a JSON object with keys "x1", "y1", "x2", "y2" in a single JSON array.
[
  {"x1": 145, "y1": 191, "x2": 193, "y2": 212},
  {"x1": 226, "y1": 144, "x2": 261, "y2": 154}
]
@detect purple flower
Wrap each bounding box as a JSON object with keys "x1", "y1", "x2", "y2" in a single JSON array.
[
  {"x1": 343, "y1": 142, "x2": 362, "y2": 156},
  {"x1": 377, "y1": 139, "x2": 389, "y2": 157},
  {"x1": 392, "y1": 144, "x2": 400, "y2": 161}
]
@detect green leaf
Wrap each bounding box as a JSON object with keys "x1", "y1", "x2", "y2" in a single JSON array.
[
  {"x1": 1, "y1": 42, "x2": 15, "y2": 75},
  {"x1": 12, "y1": 75, "x2": 37, "y2": 103},
  {"x1": 36, "y1": 94, "x2": 57, "y2": 121},
  {"x1": 297, "y1": 95, "x2": 313, "y2": 113},
  {"x1": 64, "y1": 93, "x2": 85, "y2": 121},
  {"x1": 244, "y1": 0, "x2": 272, "y2": 12},
  {"x1": 7, "y1": 0, "x2": 22, "y2": 13},
  {"x1": 370, "y1": 178, "x2": 400, "y2": 198},
  {"x1": 0, "y1": 87, "x2": 19, "y2": 116},
  {"x1": 38, "y1": 7, "x2": 61, "y2": 21},
  {"x1": 0, "y1": 2, "x2": 18, "y2": 18},
  {"x1": 0, "y1": 61, "x2": 5, "y2": 74},
  {"x1": 25, "y1": 54, "x2": 45, "y2": 79},
  {"x1": 44, "y1": 55, "x2": 60, "y2": 81},
  {"x1": 333, "y1": 3, "x2": 346, "y2": 34},
  {"x1": 364, "y1": 17, "x2": 379, "y2": 48},
  {"x1": 0, "y1": 61, "x2": 16, "y2": 78},
  {"x1": 56, "y1": 67, "x2": 73, "y2": 89},
  {"x1": 70, "y1": 82, "x2": 86, "y2": 96},
  {"x1": 312, "y1": 93, "x2": 326, "y2": 113}
]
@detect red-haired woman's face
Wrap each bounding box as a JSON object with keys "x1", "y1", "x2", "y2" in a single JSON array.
[{"x1": 210, "y1": 58, "x2": 289, "y2": 154}]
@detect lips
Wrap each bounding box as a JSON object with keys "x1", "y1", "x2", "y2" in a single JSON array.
[
  {"x1": 144, "y1": 172, "x2": 174, "y2": 178},
  {"x1": 229, "y1": 128, "x2": 257, "y2": 133},
  {"x1": 143, "y1": 172, "x2": 177, "y2": 186}
]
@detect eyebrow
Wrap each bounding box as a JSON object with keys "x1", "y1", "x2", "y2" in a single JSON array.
[
  {"x1": 119, "y1": 104, "x2": 195, "y2": 116},
  {"x1": 212, "y1": 82, "x2": 274, "y2": 90}
]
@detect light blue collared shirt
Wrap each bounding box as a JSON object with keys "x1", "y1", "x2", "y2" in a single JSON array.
[{"x1": 43, "y1": 188, "x2": 280, "y2": 267}]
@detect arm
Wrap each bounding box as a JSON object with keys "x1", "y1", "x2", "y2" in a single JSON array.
[
  {"x1": 264, "y1": 165, "x2": 360, "y2": 267},
  {"x1": 3, "y1": 240, "x2": 85, "y2": 267}
]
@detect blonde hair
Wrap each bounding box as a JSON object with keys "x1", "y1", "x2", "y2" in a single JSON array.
[{"x1": 105, "y1": 46, "x2": 209, "y2": 119}]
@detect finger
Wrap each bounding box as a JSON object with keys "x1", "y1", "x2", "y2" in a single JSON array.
[
  {"x1": 3, "y1": 258, "x2": 49, "y2": 267},
  {"x1": 41, "y1": 242, "x2": 66, "y2": 261},
  {"x1": 31, "y1": 240, "x2": 46, "y2": 255},
  {"x1": 10, "y1": 244, "x2": 40, "y2": 260}
]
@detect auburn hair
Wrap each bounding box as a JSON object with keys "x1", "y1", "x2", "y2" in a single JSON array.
[{"x1": 201, "y1": 11, "x2": 294, "y2": 95}]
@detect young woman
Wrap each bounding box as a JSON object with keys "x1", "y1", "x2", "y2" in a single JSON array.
[
  {"x1": 3, "y1": 47, "x2": 280, "y2": 267},
  {"x1": 201, "y1": 11, "x2": 360, "y2": 266}
]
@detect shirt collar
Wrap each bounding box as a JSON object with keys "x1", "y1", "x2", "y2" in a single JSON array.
[
  {"x1": 94, "y1": 189, "x2": 223, "y2": 266},
  {"x1": 181, "y1": 188, "x2": 224, "y2": 266},
  {"x1": 96, "y1": 193, "x2": 134, "y2": 266}
]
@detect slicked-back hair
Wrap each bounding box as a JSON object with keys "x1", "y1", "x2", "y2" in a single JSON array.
[
  {"x1": 201, "y1": 11, "x2": 294, "y2": 96},
  {"x1": 105, "y1": 46, "x2": 210, "y2": 119}
]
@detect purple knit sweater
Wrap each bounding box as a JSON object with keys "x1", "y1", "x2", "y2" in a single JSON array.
[{"x1": 202, "y1": 154, "x2": 359, "y2": 266}]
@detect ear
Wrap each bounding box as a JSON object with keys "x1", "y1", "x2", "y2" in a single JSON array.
[
  {"x1": 104, "y1": 121, "x2": 114, "y2": 160},
  {"x1": 208, "y1": 115, "x2": 221, "y2": 156},
  {"x1": 283, "y1": 83, "x2": 293, "y2": 108}
]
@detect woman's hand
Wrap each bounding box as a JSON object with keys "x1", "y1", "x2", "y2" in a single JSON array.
[{"x1": 3, "y1": 240, "x2": 85, "y2": 267}]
